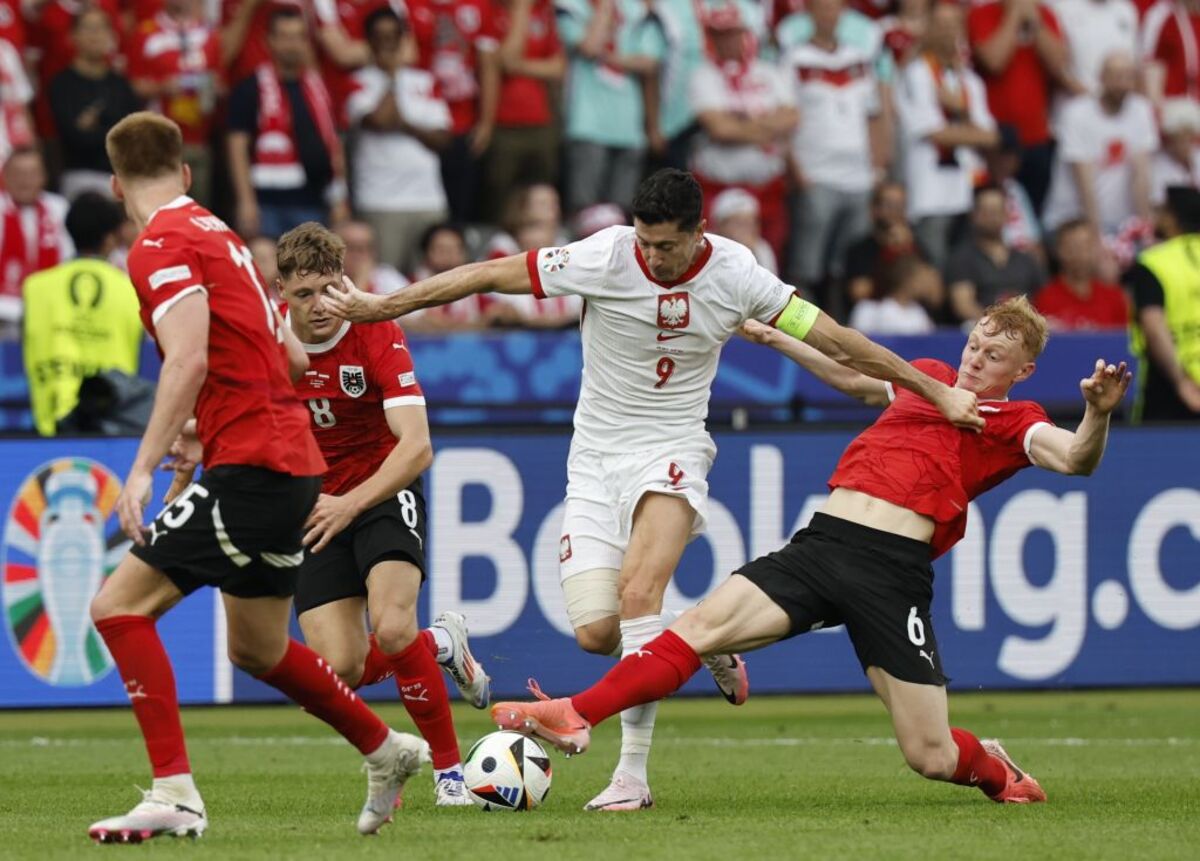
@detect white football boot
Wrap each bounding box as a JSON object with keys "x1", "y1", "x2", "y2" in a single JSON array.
[
  {"x1": 88, "y1": 787, "x2": 207, "y2": 843},
  {"x1": 583, "y1": 770, "x2": 654, "y2": 812},
  {"x1": 432, "y1": 611, "x2": 491, "y2": 709},
  {"x1": 433, "y1": 770, "x2": 474, "y2": 807},
  {"x1": 358, "y1": 731, "x2": 429, "y2": 835}
]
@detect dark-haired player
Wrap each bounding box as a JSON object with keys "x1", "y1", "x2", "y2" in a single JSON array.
[
  {"x1": 324, "y1": 167, "x2": 984, "y2": 810},
  {"x1": 274, "y1": 222, "x2": 490, "y2": 807},
  {"x1": 88, "y1": 113, "x2": 425, "y2": 843},
  {"x1": 492, "y1": 297, "x2": 1131, "y2": 806}
]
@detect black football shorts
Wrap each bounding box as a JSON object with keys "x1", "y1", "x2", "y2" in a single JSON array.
[
  {"x1": 293, "y1": 485, "x2": 427, "y2": 615},
  {"x1": 132, "y1": 466, "x2": 321, "y2": 600},
  {"x1": 736, "y1": 512, "x2": 947, "y2": 686}
]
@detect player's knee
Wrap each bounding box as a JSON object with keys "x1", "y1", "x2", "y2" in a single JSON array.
[
  {"x1": 373, "y1": 612, "x2": 418, "y2": 655},
  {"x1": 574, "y1": 621, "x2": 620, "y2": 655},
  {"x1": 89, "y1": 590, "x2": 118, "y2": 624},
  {"x1": 326, "y1": 654, "x2": 367, "y2": 687},
  {"x1": 226, "y1": 642, "x2": 278, "y2": 677}
]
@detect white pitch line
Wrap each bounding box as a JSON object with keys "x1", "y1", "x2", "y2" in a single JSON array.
[{"x1": 1, "y1": 735, "x2": 1196, "y2": 749}]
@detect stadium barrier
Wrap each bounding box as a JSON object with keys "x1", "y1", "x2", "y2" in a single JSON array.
[
  {"x1": 0, "y1": 330, "x2": 1134, "y2": 431},
  {"x1": 2, "y1": 428, "x2": 1197, "y2": 708}
]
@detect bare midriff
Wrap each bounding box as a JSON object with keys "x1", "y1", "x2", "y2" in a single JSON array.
[{"x1": 820, "y1": 488, "x2": 936, "y2": 544}]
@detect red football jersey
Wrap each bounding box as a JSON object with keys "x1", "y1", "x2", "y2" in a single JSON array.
[
  {"x1": 127, "y1": 195, "x2": 325, "y2": 477},
  {"x1": 290, "y1": 317, "x2": 425, "y2": 496},
  {"x1": 828, "y1": 359, "x2": 1053, "y2": 559}
]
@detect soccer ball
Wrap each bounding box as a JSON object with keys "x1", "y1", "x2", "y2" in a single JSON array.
[{"x1": 463, "y1": 731, "x2": 552, "y2": 811}]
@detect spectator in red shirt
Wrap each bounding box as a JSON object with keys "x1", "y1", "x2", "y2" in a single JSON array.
[
  {"x1": 222, "y1": 0, "x2": 302, "y2": 85},
  {"x1": 128, "y1": 0, "x2": 221, "y2": 207},
  {"x1": 1034, "y1": 219, "x2": 1130, "y2": 329},
  {"x1": 1141, "y1": 0, "x2": 1200, "y2": 106},
  {"x1": 408, "y1": 0, "x2": 500, "y2": 223},
  {"x1": 482, "y1": 0, "x2": 565, "y2": 222},
  {"x1": 967, "y1": 0, "x2": 1080, "y2": 213}
]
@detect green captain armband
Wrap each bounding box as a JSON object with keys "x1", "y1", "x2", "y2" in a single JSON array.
[{"x1": 774, "y1": 295, "x2": 820, "y2": 340}]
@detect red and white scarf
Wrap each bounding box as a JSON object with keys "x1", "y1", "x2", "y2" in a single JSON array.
[
  {"x1": 0, "y1": 194, "x2": 61, "y2": 300},
  {"x1": 251, "y1": 63, "x2": 340, "y2": 190}
]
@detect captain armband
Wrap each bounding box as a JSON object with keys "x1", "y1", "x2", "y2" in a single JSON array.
[{"x1": 774, "y1": 295, "x2": 820, "y2": 341}]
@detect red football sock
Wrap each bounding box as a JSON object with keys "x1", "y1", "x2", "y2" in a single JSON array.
[
  {"x1": 387, "y1": 636, "x2": 461, "y2": 770},
  {"x1": 257, "y1": 639, "x2": 389, "y2": 755},
  {"x1": 950, "y1": 727, "x2": 1007, "y2": 796},
  {"x1": 355, "y1": 634, "x2": 395, "y2": 689},
  {"x1": 571, "y1": 630, "x2": 701, "y2": 726},
  {"x1": 94, "y1": 615, "x2": 190, "y2": 778}
]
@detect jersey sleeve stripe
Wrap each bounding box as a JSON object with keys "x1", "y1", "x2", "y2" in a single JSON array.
[
  {"x1": 149, "y1": 264, "x2": 193, "y2": 291},
  {"x1": 1022, "y1": 421, "x2": 1052, "y2": 461},
  {"x1": 526, "y1": 249, "x2": 546, "y2": 299},
  {"x1": 383, "y1": 395, "x2": 427, "y2": 409},
  {"x1": 151, "y1": 285, "x2": 208, "y2": 326}
]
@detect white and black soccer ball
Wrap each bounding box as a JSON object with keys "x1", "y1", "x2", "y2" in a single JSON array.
[{"x1": 463, "y1": 731, "x2": 552, "y2": 811}]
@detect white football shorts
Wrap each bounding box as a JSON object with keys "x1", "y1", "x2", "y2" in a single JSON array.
[{"x1": 557, "y1": 436, "x2": 716, "y2": 583}]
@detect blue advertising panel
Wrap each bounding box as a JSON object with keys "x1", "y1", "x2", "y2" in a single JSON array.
[
  {"x1": 0, "y1": 331, "x2": 1134, "y2": 431},
  {"x1": 2, "y1": 428, "x2": 1197, "y2": 707}
]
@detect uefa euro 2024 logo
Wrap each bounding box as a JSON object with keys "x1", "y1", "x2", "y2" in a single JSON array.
[{"x1": 1, "y1": 459, "x2": 130, "y2": 686}]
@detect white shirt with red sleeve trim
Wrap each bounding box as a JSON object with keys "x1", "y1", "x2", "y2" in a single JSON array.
[{"x1": 524, "y1": 226, "x2": 794, "y2": 453}]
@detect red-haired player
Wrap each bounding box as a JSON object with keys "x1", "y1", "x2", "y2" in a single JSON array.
[{"x1": 492, "y1": 297, "x2": 1131, "y2": 806}]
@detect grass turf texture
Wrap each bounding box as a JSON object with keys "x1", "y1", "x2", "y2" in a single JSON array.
[{"x1": 1, "y1": 689, "x2": 1197, "y2": 860}]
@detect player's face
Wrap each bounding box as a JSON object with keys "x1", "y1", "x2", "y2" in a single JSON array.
[
  {"x1": 957, "y1": 323, "x2": 1035, "y2": 399},
  {"x1": 633, "y1": 218, "x2": 706, "y2": 282},
  {"x1": 281, "y1": 270, "x2": 343, "y2": 341}
]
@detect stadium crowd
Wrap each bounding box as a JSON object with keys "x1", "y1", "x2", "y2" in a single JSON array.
[{"x1": 4, "y1": 0, "x2": 1200, "y2": 415}]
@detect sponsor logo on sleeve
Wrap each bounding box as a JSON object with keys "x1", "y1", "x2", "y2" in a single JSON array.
[
  {"x1": 539, "y1": 247, "x2": 570, "y2": 274},
  {"x1": 148, "y1": 264, "x2": 192, "y2": 291},
  {"x1": 399, "y1": 371, "x2": 416, "y2": 388}
]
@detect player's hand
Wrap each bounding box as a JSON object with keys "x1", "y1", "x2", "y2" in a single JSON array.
[
  {"x1": 303, "y1": 493, "x2": 361, "y2": 553},
  {"x1": 1175, "y1": 375, "x2": 1200, "y2": 413},
  {"x1": 938, "y1": 385, "x2": 985, "y2": 432},
  {"x1": 1081, "y1": 358, "x2": 1132, "y2": 414},
  {"x1": 739, "y1": 319, "x2": 777, "y2": 346},
  {"x1": 116, "y1": 469, "x2": 154, "y2": 547},
  {"x1": 324, "y1": 274, "x2": 390, "y2": 322}
]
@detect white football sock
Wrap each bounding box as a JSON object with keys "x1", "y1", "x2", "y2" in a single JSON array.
[
  {"x1": 606, "y1": 609, "x2": 682, "y2": 658},
  {"x1": 427, "y1": 626, "x2": 454, "y2": 664},
  {"x1": 152, "y1": 773, "x2": 202, "y2": 808},
  {"x1": 615, "y1": 614, "x2": 663, "y2": 785}
]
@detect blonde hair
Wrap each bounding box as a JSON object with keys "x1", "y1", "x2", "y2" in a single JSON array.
[
  {"x1": 276, "y1": 222, "x2": 346, "y2": 279},
  {"x1": 105, "y1": 112, "x2": 183, "y2": 181},
  {"x1": 979, "y1": 295, "x2": 1049, "y2": 359}
]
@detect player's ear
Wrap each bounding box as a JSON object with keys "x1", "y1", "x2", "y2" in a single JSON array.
[
  {"x1": 181, "y1": 163, "x2": 192, "y2": 193},
  {"x1": 1014, "y1": 361, "x2": 1036, "y2": 384},
  {"x1": 110, "y1": 174, "x2": 124, "y2": 201}
]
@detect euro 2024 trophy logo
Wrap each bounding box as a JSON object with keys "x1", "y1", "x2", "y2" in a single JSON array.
[{"x1": 2, "y1": 459, "x2": 130, "y2": 686}]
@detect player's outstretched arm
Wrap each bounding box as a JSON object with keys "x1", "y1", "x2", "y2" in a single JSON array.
[
  {"x1": 1028, "y1": 359, "x2": 1132, "y2": 475},
  {"x1": 303, "y1": 404, "x2": 434, "y2": 553},
  {"x1": 115, "y1": 292, "x2": 209, "y2": 544},
  {"x1": 323, "y1": 254, "x2": 532, "y2": 323},
  {"x1": 741, "y1": 320, "x2": 890, "y2": 406},
  {"x1": 774, "y1": 299, "x2": 984, "y2": 431}
]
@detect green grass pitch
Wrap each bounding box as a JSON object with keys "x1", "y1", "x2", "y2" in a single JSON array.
[{"x1": 1, "y1": 689, "x2": 1197, "y2": 860}]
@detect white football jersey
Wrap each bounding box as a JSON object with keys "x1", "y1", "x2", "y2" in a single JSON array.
[{"x1": 527, "y1": 226, "x2": 794, "y2": 453}]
